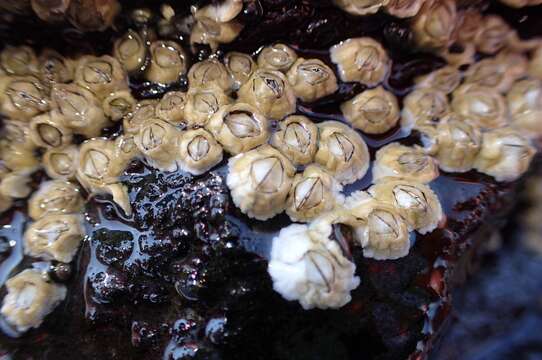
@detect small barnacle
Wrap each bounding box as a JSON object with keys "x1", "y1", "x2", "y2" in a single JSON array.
[
  {"x1": 330, "y1": 37, "x2": 390, "y2": 86},
  {"x1": 286, "y1": 165, "x2": 343, "y2": 223},
  {"x1": 113, "y1": 30, "x2": 147, "y2": 74},
  {"x1": 286, "y1": 58, "x2": 338, "y2": 102},
  {"x1": 411, "y1": 0, "x2": 457, "y2": 49},
  {"x1": 474, "y1": 127, "x2": 536, "y2": 182},
  {"x1": 463, "y1": 57, "x2": 525, "y2": 93},
  {"x1": 237, "y1": 69, "x2": 296, "y2": 119},
  {"x1": 2, "y1": 119, "x2": 36, "y2": 150},
  {"x1": 227, "y1": 145, "x2": 295, "y2": 220},
  {"x1": 184, "y1": 86, "x2": 232, "y2": 127},
  {"x1": 372, "y1": 142, "x2": 439, "y2": 183},
  {"x1": 178, "y1": 128, "x2": 223, "y2": 175},
  {"x1": 111, "y1": 134, "x2": 140, "y2": 164},
  {"x1": 145, "y1": 40, "x2": 188, "y2": 84},
  {"x1": 507, "y1": 78, "x2": 542, "y2": 136},
  {"x1": 528, "y1": 46, "x2": 542, "y2": 80},
  {"x1": 102, "y1": 90, "x2": 136, "y2": 122},
  {"x1": 43, "y1": 145, "x2": 79, "y2": 180},
  {"x1": 29, "y1": 112, "x2": 72, "y2": 149},
  {"x1": 123, "y1": 100, "x2": 158, "y2": 134},
  {"x1": 473, "y1": 15, "x2": 513, "y2": 55},
  {"x1": 156, "y1": 91, "x2": 187, "y2": 125},
  {"x1": 270, "y1": 115, "x2": 318, "y2": 166},
  {"x1": 333, "y1": 0, "x2": 389, "y2": 16},
  {"x1": 385, "y1": 0, "x2": 426, "y2": 18},
  {"x1": 74, "y1": 55, "x2": 128, "y2": 100},
  {"x1": 37, "y1": 49, "x2": 75, "y2": 89},
  {"x1": 415, "y1": 65, "x2": 462, "y2": 94},
  {"x1": 314, "y1": 121, "x2": 370, "y2": 185},
  {"x1": 0, "y1": 269, "x2": 66, "y2": 333},
  {"x1": 196, "y1": 0, "x2": 243, "y2": 23},
  {"x1": 268, "y1": 221, "x2": 360, "y2": 310},
  {"x1": 28, "y1": 180, "x2": 83, "y2": 220},
  {"x1": 341, "y1": 86, "x2": 399, "y2": 135},
  {"x1": 187, "y1": 59, "x2": 233, "y2": 93},
  {"x1": 0, "y1": 173, "x2": 32, "y2": 199},
  {"x1": 0, "y1": 76, "x2": 49, "y2": 119},
  {"x1": 190, "y1": 17, "x2": 243, "y2": 51},
  {"x1": 135, "y1": 118, "x2": 182, "y2": 172},
  {"x1": 369, "y1": 178, "x2": 443, "y2": 234},
  {"x1": 451, "y1": 84, "x2": 507, "y2": 130},
  {"x1": 0, "y1": 45, "x2": 38, "y2": 76},
  {"x1": 257, "y1": 43, "x2": 298, "y2": 73},
  {"x1": 456, "y1": 9, "x2": 483, "y2": 45},
  {"x1": 224, "y1": 52, "x2": 256, "y2": 90},
  {"x1": 400, "y1": 88, "x2": 449, "y2": 131},
  {"x1": 433, "y1": 118, "x2": 482, "y2": 173},
  {"x1": 206, "y1": 102, "x2": 270, "y2": 155},
  {"x1": 0, "y1": 144, "x2": 38, "y2": 175}
]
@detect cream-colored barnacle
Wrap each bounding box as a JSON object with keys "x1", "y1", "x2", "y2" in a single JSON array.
[
  {"x1": 507, "y1": 79, "x2": 542, "y2": 136},
  {"x1": 456, "y1": 9, "x2": 483, "y2": 45},
  {"x1": 0, "y1": 173, "x2": 32, "y2": 199},
  {"x1": 237, "y1": 69, "x2": 296, "y2": 119},
  {"x1": 286, "y1": 165, "x2": 343, "y2": 223},
  {"x1": 227, "y1": 145, "x2": 295, "y2": 220},
  {"x1": 156, "y1": 91, "x2": 187, "y2": 125},
  {"x1": 123, "y1": 100, "x2": 158, "y2": 135},
  {"x1": 464, "y1": 58, "x2": 513, "y2": 93},
  {"x1": 28, "y1": 180, "x2": 83, "y2": 220},
  {"x1": 74, "y1": 55, "x2": 128, "y2": 99},
  {"x1": 372, "y1": 143, "x2": 439, "y2": 183},
  {"x1": 190, "y1": 17, "x2": 243, "y2": 51},
  {"x1": 0, "y1": 121, "x2": 39, "y2": 173},
  {"x1": 184, "y1": 85, "x2": 232, "y2": 127},
  {"x1": 178, "y1": 128, "x2": 223, "y2": 175},
  {"x1": 270, "y1": 115, "x2": 318, "y2": 166},
  {"x1": 529, "y1": 46, "x2": 542, "y2": 80},
  {"x1": 451, "y1": 84, "x2": 507, "y2": 130},
  {"x1": 268, "y1": 222, "x2": 360, "y2": 310},
  {"x1": 341, "y1": 86, "x2": 399, "y2": 135},
  {"x1": 330, "y1": 37, "x2": 390, "y2": 86},
  {"x1": 206, "y1": 103, "x2": 270, "y2": 155},
  {"x1": 369, "y1": 178, "x2": 443, "y2": 234},
  {"x1": 474, "y1": 127, "x2": 536, "y2": 182},
  {"x1": 196, "y1": 0, "x2": 243, "y2": 22},
  {"x1": 286, "y1": 58, "x2": 338, "y2": 102},
  {"x1": 433, "y1": 118, "x2": 482, "y2": 173},
  {"x1": 2, "y1": 118, "x2": 36, "y2": 150},
  {"x1": 224, "y1": 52, "x2": 256, "y2": 90},
  {"x1": 473, "y1": 15, "x2": 513, "y2": 55},
  {"x1": 257, "y1": 44, "x2": 298, "y2": 73},
  {"x1": 102, "y1": 90, "x2": 136, "y2": 122},
  {"x1": 400, "y1": 88, "x2": 449, "y2": 131},
  {"x1": 314, "y1": 121, "x2": 370, "y2": 185},
  {"x1": 50, "y1": 84, "x2": 107, "y2": 137},
  {"x1": 385, "y1": 0, "x2": 426, "y2": 18},
  {"x1": 37, "y1": 49, "x2": 74, "y2": 89},
  {"x1": 145, "y1": 40, "x2": 188, "y2": 84},
  {"x1": 333, "y1": 0, "x2": 389, "y2": 15},
  {"x1": 112, "y1": 134, "x2": 140, "y2": 164},
  {"x1": 188, "y1": 59, "x2": 233, "y2": 93},
  {"x1": 113, "y1": 30, "x2": 147, "y2": 74},
  {"x1": 0, "y1": 76, "x2": 49, "y2": 119},
  {"x1": 0, "y1": 269, "x2": 66, "y2": 333},
  {"x1": 135, "y1": 118, "x2": 182, "y2": 172},
  {"x1": 43, "y1": 145, "x2": 79, "y2": 180},
  {"x1": 29, "y1": 112, "x2": 72, "y2": 149},
  {"x1": 411, "y1": 0, "x2": 457, "y2": 49},
  {"x1": 0, "y1": 45, "x2": 38, "y2": 76},
  {"x1": 415, "y1": 65, "x2": 462, "y2": 94}
]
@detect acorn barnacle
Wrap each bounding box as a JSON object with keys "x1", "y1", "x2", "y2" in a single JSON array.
[
  {"x1": 372, "y1": 142, "x2": 439, "y2": 183},
  {"x1": 156, "y1": 91, "x2": 187, "y2": 125},
  {"x1": 0, "y1": 45, "x2": 38, "y2": 76},
  {"x1": 411, "y1": 0, "x2": 457, "y2": 49},
  {"x1": 123, "y1": 100, "x2": 158, "y2": 135},
  {"x1": 224, "y1": 51, "x2": 257, "y2": 90},
  {"x1": 0, "y1": 76, "x2": 49, "y2": 120},
  {"x1": 37, "y1": 49, "x2": 75, "y2": 90},
  {"x1": 451, "y1": 84, "x2": 507, "y2": 130},
  {"x1": 473, "y1": 15, "x2": 513, "y2": 55},
  {"x1": 207, "y1": 102, "x2": 270, "y2": 155},
  {"x1": 237, "y1": 69, "x2": 296, "y2": 120},
  {"x1": 145, "y1": 40, "x2": 188, "y2": 84},
  {"x1": 330, "y1": 37, "x2": 390, "y2": 86},
  {"x1": 507, "y1": 78, "x2": 542, "y2": 136},
  {"x1": 0, "y1": 172, "x2": 33, "y2": 199},
  {"x1": 29, "y1": 112, "x2": 73, "y2": 149},
  {"x1": 286, "y1": 58, "x2": 338, "y2": 102},
  {"x1": 401, "y1": 88, "x2": 449, "y2": 131},
  {"x1": 257, "y1": 43, "x2": 298, "y2": 73},
  {"x1": 113, "y1": 29, "x2": 147, "y2": 74},
  {"x1": 286, "y1": 165, "x2": 343, "y2": 223},
  {"x1": 184, "y1": 85, "x2": 232, "y2": 127},
  {"x1": 196, "y1": 0, "x2": 244, "y2": 23},
  {"x1": 190, "y1": 16, "x2": 244, "y2": 51},
  {"x1": 28, "y1": 180, "x2": 84, "y2": 220},
  {"x1": 74, "y1": 55, "x2": 128, "y2": 99},
  {"x1": 464, "y1": 56, "x2": 526, "y2": 93},
  {"x1": 43, "y1": 145, "x2": 79, "y2": 180},
  {"x1": 433, "y1": 118, "x2": 482, "y2": 173},
  {"x1": 134, "y1": 118, "x2": 182, "y2": 172},
  {"x1": 385, "y1": 0, "x2": 426, "y2": 18},
  {"x1": 341, "y1": 86, "x2": 399, "y2": 135},
  {"x1": 314, "y1": 121, "x2": 370, "y2": 185},
  {"x1": 177, "y1": 128, "x2": 223, "y2": 175},
  {"x1": 333, "y1": 0, "x2": 389, "y2": 16},
  {"x1": 188, "y1": 59, "x2": 234, "y2": 94},
  {"x1": 415, "y1": 65, "x2": 462, "y2": 94},
  {"x1": 227, "y1": 145, "x2": 296, "y2": 220},
  {"x1": 270, "y1": 115, "x2": 318, "y2": 166}
]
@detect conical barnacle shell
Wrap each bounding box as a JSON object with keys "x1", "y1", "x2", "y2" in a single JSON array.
[
  {"x1": 0, "y1": 76, "x2": 49, "y2": 120},
  {"x1": 123, "y1": 100, "x2": 158, "y2": 135},
  {"x1": 464, "y1": 54, "x2": 527, "y2": 93},
  {"x1": 227, "y1": 145, "x2": 296, "y2": 220},
  {"x1": 113, "y1": 29, "x2": 147, "y2": 74},
  {"x1": 145, "y1": 40, "x2": 188, "y2": 84},
  {"x1": 102, "y1": 90, "x2": 136, "y2": 122},
  {"x1": 224, "y1": 51, "x2": 257, "y2": 90},
  {"x1": 74, "y1": 55, "x2": 128, "y2": 100},
  {"x1": 411, "y1": 0, "x2": 457, "y2": 49},
  {"x1": 314, "y1": 121, "x2": 370, "y2": 185},
  {"x1": 433, "y1": 118, "x2": 482, "y2": 173},
  {"x1": 207, "y1": 102, "x2": 270, "y2": 155},
  {"x1": 29, "y1": 112, "x2": 72, "y2": 149},
  {"x1": 385, "y1": 0, "x2": 427, "y2": 18},
  {"x1": 28, "y1": 180, "x2": 83, "y2": 220},
  {"x1": 0, "y1": 172, "x2": 32, "y2": 199},
  {"x1": 2, "y1": 119, "x2": 36, "y2": 150},
  {"x1": 178, "y1": 128, "x2": 223, "y2": 175},
  {"x1": 270, "y1": 115, "x2": 318, "y2": 166},
  {"x1": 190, "y1": 17, "x2": 243, "y2": 51},
  {"x1": 287, "y1": 58, "x2": 338, "y2": 102},
  {"x1": 257, "y1": 43, "x2": 298, "y2": 73},
  {"x1": 188, "y1": 59, "x2": 233, "y2": 94},
  {"x1": 43, "y1": 145, "x2": 79, "y2": 180},
  {"x1": 156, "y1": 91, "x2": 186, "y2": 125},
  {"x1": 0, "y1": 45, "x2": 38, "y2": 76},
  {"x1": 333, "y1": 0, "x2": 389, "y2": 16},
  {"x1": 507, "y1": 78, "x2": 542, "y2": 136},
  {"x1": 415, "y1": 65, "x2": 462, "y2": 94},
  {"x1": 456, "y1": 9, "x2": 483, "y2": 44},
  {"x1": 184, "y1": 85, "x2": 232, "y2": 127},
  {"x1": 0, "y1": 123, "x2": 39, "y2": 172},
  {"x1": 473, "y1": 15, "x2": 514, "y2": 55},
  {"x1": 451, "y1": 84, "x2": 508, "y2": 130},
  {"x1": 400, "y1": 88, "x2": 449, "y2": 131},
  {"x1": 37, "y1": 49, "x2": 75, "y2": 90},
  {"x1": 330, "y1": 37, "x2": 390, "y2": 86},
  {"x1": 1, "y1": 269, "x2": 66, "y2": 333},
  {"x1": 135, "y1": 118, "x2": 182, "y2": 172},
  {"x1": 196, "y1": 0, "x2": 243, "y2": 23}
]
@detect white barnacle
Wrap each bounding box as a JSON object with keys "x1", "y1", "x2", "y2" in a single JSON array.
[
  {"x1": 134, "y1": 118, "x2": 182, "y2": 172},
  {"x1": 400, "y1": 88, "x2": 449, "y2": 132},
  {"x1": 184, "y1": 85, "x2": 232, "y2": 127},
  {"x1": 224, "y1": 51, "x2": 257, "y2": 90},
  {"x1": 333, "y1": 0, "x2": 389, "y2": 16},
  {"x1": 187, "y1": 59, "x2": 234, "y2": 93},
  {"x1": 196, "y1": 0, "x2": 243, "y2": 23},
  {"x1": 464, "y1": 54, "x2": 527, "y2": 94},
  {"x1": 29, "y1": 112, "x2": 73, "y2": 149},
  {"x1": 43, "y1": 145, "x2": 79, "y2": 181},
  {"x1": 257, "y1": 43, "x2": 298, "y2": 73},
  {"x1": 190, "y1": 16, "x2": 243, "y2": 51},
  {"x1": 178, "y1": 128, "x2": 223, "y2": 175},
  {"x1": 28, "y1": 180, "x2": 83, "y2": 220},
  {"x1": 286, "y1": 58, "x2": 338, "y2": 102},
  {"x1": 411, "y1": 0, "x2": 457, "y2": 49},
  {"x1": 113, "y1": 29, "x2": 147, "y2": 74},
  {"x1": 451, "y1": 84, "x2": 508, "y2": 130},
  {"x1": 74, "y1": 55, "x2": 128, "y2": 100},
  {"x1": 102, "y1": 90, "x2": 136, "y2": 122},
  {"x1": 145, "y1": 40, "x2": 188, "y2": 84},
  {"x1": 433, "y1": 118, "x2": 482, "y2": 173},
  {"x1": 507, "y1": 78, "x2": 542, "y2": 137},
  {"x1": 123, "y1": 100, "x2": 158, "y2": 135},
  {"x1": 415, "y1": 65, "x2": 462, "y2": 94},
  {"x1": 270, "y1": 115, "x2": 318, "y2": 166}
]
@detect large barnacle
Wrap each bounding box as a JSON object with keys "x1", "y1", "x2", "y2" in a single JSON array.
[
  {"x1": 0, "y1": 45, "x2": 38, "y2": 76},
  {"x1": 196, "y1": 0, "x2": 243, "y2": 23},
  {"x1": 187, "y1": 59, "x2": 233, "y2": 93},
  {"x1": 67, "y1": 0, "x2": 120, "y2": 32},
  {"x1": 341, "y1": 86, "x2": 399, "y2": 135},
  {"x1": 113, "y1": 30, "x2": 147, "y2": 74},
  {"x1": 314, "y1": 121, "x2": 370, "y2": 185},
  {"x1": 102, "y1": 90, "x2": 136, "y2": 122},
  {"x1": 227, "y1": 145, "x2": 295, "y2": 220},
  {"x1": 190, "y1": 17, "x2": 243, "y2": 51},
  {"x1": 474, "y1": 127, "x2": 536, "y2": 182},
  {"x1": 156, "y1": 91, "x2": 186, "y2": 125},
  {"x1": 257, "y1": 44, "x2": 298, "y2": 73},
  {"x1": 238, "y1": 69, "x2": 296, "y2": 120},
  {"x1": 184, "y1": 86, "x2": 232, "y2": 127},
  {"x1": 37, "y1": 49, "x2": 74, "y2": 90},
  {"x1": 2, "y1": 119, "x2": 36, "y2": 150},
  {"x1": 224, "y1": 51, "x2": 256, "y2": 90},
  {"x1": 270, "y1": 115, "x2": 318, "y2": 166},
  {"x1": 401, "y1": 88, "x2": 449, "y2": 131},
  {"x1": 385, "y1": 0, "x2": 426, "y2": 18},
  {"x1": 178, "y1": 128, "x2": 223, "y2": 175},
  {"x1": 123, "y1": 100, "x2": 157, "y2": 134},
  {"x1": 451, "y1": 84, "x2": 507, "y2": 130},
  {"x1": 411, "y1": 0, "x2": 457, "y2": 49},
  {"x1": 268, "y1": 222, "x2": 360, "y2": 310},
  {"x1": 286, "y1": 165, "x2": 343, "y2": 223},
  {"x1": 286, "y1": 58, "x2": 338, "y2": 102},
  {"x1": 528, "y1": 46, "x2": 542, "y2": 80},
  {"x1": 330, "y1": 37, "x2": 390, "y2": 86},
  {"x1": 135, "y1": 118, "x2": 182, "y2": 172},
  {"x1": 333, "y1": 0, "x2": 389, "y2": 16},
  {"x1": 473, "y1": 15, "x2": 513, "y2": 55},
  {"x1": 145, "y1": 41, "x2": 188, "y2": 84},
  {"x1": 29, "y1": 112, "x2": 72, "y2": 149},
  {"x1": 28, "y1": 180, "x2": 83, "y2": 221},
  {"x1": 415, "y1": 65, "x2": 462, "y2": 94},
  {"x1": 0, "y1": 269, "x2": 66, "y2": 333},
  {"x1": 43, "y1": 145, "x2": 79, "y2": 180},
  {"x1": 207, "y1": 103, "x2": 270, "y2": 155},
  {"x1": 372, "y1": 142, "x2": 439, "y2": 183},
  {"x1": 0, "y1": 173, "x2": 33, "y2": 199},
  {"x1": 0, "y1": 76, "x2": 49, "y2": 119},
  {"x1": 74, "y1": 55, "x2": 128, "y2": 100},
  {"x1": 507, "y1": 79, "x2": 542, "y2": 136},
  {"x1": 433, "y1": 118, "x2": 482, "y2": 173},
  {"x1": 369, "y1": 178, "x2": 443, "y2": 234}
]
